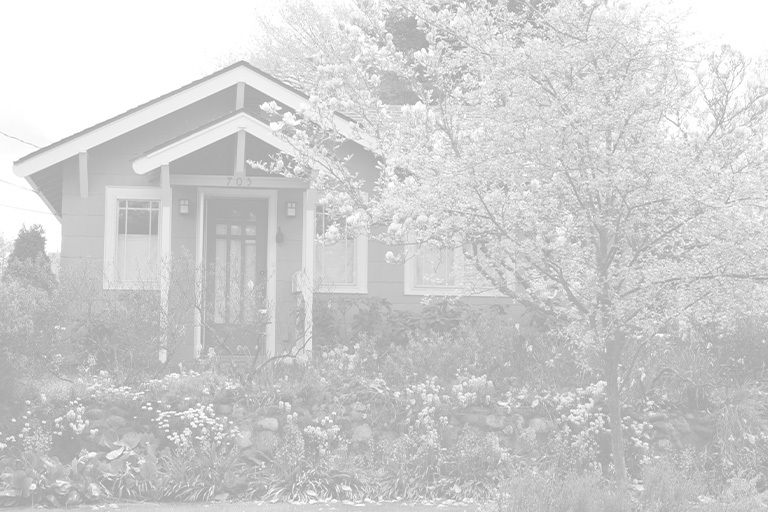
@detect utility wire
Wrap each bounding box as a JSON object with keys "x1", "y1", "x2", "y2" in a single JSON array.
[
  {"x1": 0, "y1": 202, "x2": 55, "y2": 215},
  {"x1": 0, "y1": 130, "x2": 40, "y2": 149},
  {"x1": 0, "y1": 177, "x2": 37, "y2": 193}
]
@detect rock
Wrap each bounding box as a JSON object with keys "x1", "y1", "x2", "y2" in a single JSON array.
[
  {"x1": 105, "y1": 415, "x2": 127, "y2": 429},
  {"x1": 465, "y1": 405, "x2": 492, "y2": 415},
  {"x1": 257, "y1": 417, "x2": 279, "y2": 432},
  {"x1": 88, "y1": 420, "x2": 110, "y2": 431},
  {"x1": 338, "y1": 417, "x2": 353, "y2": 432},
  {"x1": 459, "y1": 413, "x2": 487, "y2": 428},
  {"x1": 443, "y1": 425, "x2": 462, "y2": 446},
  {"x1": 528, "y1": 417, "x2": 554, "y2": 434},
  {"x1": 505, "y1": 414, "x2": 525, "y2": 432},
  {"x1": 236, "y1": 429, "x2": 253, "y2": 449},
  {"x1": 681, "y1": 432, "x2": 710, "y2": 449},
  {"x1": 513, "y1": 406, "x2": 536, "y2": 418},
  {"x1": 647, "y1": 411, "x2": 668, "y2": 422},
  {"x1": 108, "y1": 406, "x2": 130, "y2": 418},
  {"x1": 669, "y1": 416, "x2": 691, "y2": 435},
  {"x1": 84, "y1": 408, "x2": 107, "y2": 421},
  {"x1": 230, "y1": 404, "x2": 247, "y2": 421},
  {"x1": 254, "y1": 431, "x2": 279, "y2": 454},
  {"x1": 214, "y1": 404, "x2": 233, "y2": 415},
  {"x1": 253, "y1": 405, "x2": 280, "y2": 418},
  {"x1": 485, "y1": 415, "x2": 505, "y2": 430},
  {"x1": 351, "y1": 424, "x2": 373, "y2": 444},
  {"x1": 652, "y1": 421, "x2": 676, "y2": 436},
  {"x1": 690, "y1": 423, "x2": 715, "y2": 439}
]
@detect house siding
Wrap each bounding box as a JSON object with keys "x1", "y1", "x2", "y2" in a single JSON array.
[{"x1": 48, "y1": 67, "x2": 522, "y2": 364}]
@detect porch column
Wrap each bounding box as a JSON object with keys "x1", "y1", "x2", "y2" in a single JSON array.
[
  {"x1": 300, "y1": 188, "x2": 316, "y2": 353},
  {"x1": 78, "y1": 152, "x2": 88, "y2": 198},
  {"x1": 193, "y1": 190, "x2": 206, "y2": 359},
  {"x1": 159, "y1": 164, "x2": 173, "y2": 363}
]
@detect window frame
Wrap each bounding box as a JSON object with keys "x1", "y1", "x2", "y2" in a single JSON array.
[
  {"x1": 313, "y1": 206, "x2": 368, "y2": 294},
  {"x1": 403, "y1": 243, "x2": 506, "y2": 297},
  {"x1": 103, "y1": 186, "x2": 163, "y2": 290}
]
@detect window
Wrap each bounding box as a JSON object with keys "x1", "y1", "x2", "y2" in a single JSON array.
[
  {"x1": 314, "y1": 206, "x2": 367, "y2": 293},
  {"x1": 404, "y1": 243, "x2": 506, "y2": 296},
  {"x1": 104, "y1": 187, "x2": 163, "y2": 289},
  {"x1": 414, "y1": 246, "x2": 460, "y2": 288}
]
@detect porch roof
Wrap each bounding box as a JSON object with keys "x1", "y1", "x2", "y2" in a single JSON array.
[{"x1": 132, "y1": 110, "x2": 295, "y2": 174}]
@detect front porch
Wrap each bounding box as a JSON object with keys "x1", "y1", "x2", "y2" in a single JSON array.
[
  {"x1": 161, "y1": 180, "x2": 315, "y2": 361},
  {"x1": 130, "y1": 111, "x2": 318, "y2": 361}
]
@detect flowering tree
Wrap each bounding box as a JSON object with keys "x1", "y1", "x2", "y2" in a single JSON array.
[{"x1": 257, "y1": 0, "x2": 768, "y2": 484}]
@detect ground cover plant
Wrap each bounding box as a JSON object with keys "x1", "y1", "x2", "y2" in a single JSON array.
[{"x1": 2, "y1": 301, "x2": 768, "y2": 510}]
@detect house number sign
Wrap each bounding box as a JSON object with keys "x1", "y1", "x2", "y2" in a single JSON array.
[{"x1": 226, "y1": 176, "x2": 254, "y2": 187}]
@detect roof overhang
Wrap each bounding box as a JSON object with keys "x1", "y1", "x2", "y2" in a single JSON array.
[
  {"x1": 13, "y1": 62, "x2": 374, "y2": 178},
  {"x1": 132, "y1": 110, "x2": 298, "y2": 174}
]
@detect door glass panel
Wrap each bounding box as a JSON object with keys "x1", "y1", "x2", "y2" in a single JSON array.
[
  {"x1": 244, "y1": 241, "x2": 257, "y2": 322},
  {"x1": 228, "y1": 239, "x2": 242, "y2": 323},
  {"x1": 214, "y1": 238, "x2": 227, "y2": 323},
  {"x1": 216, "y1": 224, "x2": 227, "y2": 235},
  {"x1": 231, "y1": 225, "x2": 242, "y2": 236}
]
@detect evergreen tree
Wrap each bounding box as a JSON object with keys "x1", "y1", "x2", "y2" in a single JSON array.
[{"x1": 5, "y1": 224, "x2": 55, "y2": 290}]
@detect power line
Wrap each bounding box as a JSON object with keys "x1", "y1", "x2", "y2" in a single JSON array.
[
  {"x1": 0, "y1": 130, "x2": 41, "y2": 149},
  {"x1": 0, "y1": 177, "x2": 37, "y2": 193},
  {"x1": 0, "y1": 202, "x2": 55, "y2": 215}
]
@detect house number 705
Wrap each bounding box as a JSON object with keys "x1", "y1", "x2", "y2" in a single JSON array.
[{"x1": 226, "y1": 177, "x2": 253, "y2": 187}]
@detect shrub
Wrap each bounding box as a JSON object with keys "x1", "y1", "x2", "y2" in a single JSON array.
[
  {"x1": 711, "y1": 382, "x2": 768, "y2": 480},
  {"x1": 0, "y1": 449, "x2": 106, "y2": 508},
  {"x1": 313, "y1": 296, "x2": 420, "y2": 349},
  {"x1": 494, "y1": 471, "x2": 625, "y2": 512},
  {"x1": 158, "y1": 443, "x2": 245, "y2": 501},
  {"x1": 524, "y1": 382, "x2": 651, "y2": 480},
  {"x1": 639, "y1": 458, "x2": 706, "y2": 512},
  {"x1": 0, "y1": 278, "x2": 59, "y2": 402}
]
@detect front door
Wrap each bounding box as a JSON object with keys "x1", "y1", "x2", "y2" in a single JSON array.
[{"x1": 204, "y1": 198, "x2": 268, "y2": 356}]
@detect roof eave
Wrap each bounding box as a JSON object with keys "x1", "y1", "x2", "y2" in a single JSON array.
[{"x1": 13, "y1": 61, "x2": 373, "y2": 179}]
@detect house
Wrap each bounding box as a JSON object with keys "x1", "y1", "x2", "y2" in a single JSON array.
[{"x1": 12, "y1": 61, "x2": 518, "y2": 361}]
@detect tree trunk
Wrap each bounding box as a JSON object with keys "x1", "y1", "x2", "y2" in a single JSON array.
[{"x1": 606, "y1": 339, "x2": 628, "y2": 488}]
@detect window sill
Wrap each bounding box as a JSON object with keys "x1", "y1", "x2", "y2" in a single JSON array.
[
  {"x1": 315, "y1": 284, "x2": 368, "y2": 295},
  {"x1": 404, "y1": 285, "x2": 505, "y2": 297},
  {"x1": 102, "y1": 279, "x2": 161, "y2": 291}
]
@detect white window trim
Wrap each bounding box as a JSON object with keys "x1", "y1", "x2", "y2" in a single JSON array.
[
  {"x1": 403, "y1": 244, "x2": 505, "y2": 297},
  {"x1": 103, "y1": 186, "x2": 163, "y2": 290},
  {"x1": 314, "y1": 208, "x2": 368, "y2": 294}
]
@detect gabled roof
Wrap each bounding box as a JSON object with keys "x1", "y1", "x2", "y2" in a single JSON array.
[
  {"x1": 132, "y1": 110, "x2": 297, "y2": 174},
  {"x1": 13, "y1": 61, "x2": 372, "y2": 178}
]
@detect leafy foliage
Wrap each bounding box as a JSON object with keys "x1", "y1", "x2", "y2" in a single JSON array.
[
  {"x1": 258, "y1": 0, "x2": 768, "y2": 484},
  {"x1": 3, "y1": 224, "x2": 54, "y2": 291}
]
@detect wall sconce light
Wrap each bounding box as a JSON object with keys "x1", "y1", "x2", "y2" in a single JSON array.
[
  {"x1": 179, "y1": 199, "x2": 190, "y2": 215},
  {"x1": 286, "y1": 201, "x2": 297, "y2": 217}
]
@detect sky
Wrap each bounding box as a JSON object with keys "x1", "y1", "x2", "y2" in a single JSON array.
[{"x1": 1, "y1": 0, "x2": 767, "y2": 252}]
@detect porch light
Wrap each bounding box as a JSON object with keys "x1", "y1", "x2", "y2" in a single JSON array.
[
  {"x1": 286, "y1": 201, "x2": 297, "y2": 217},
  {"x1": 179, "y1": 199, "x2": 190, "y2": 215}
]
